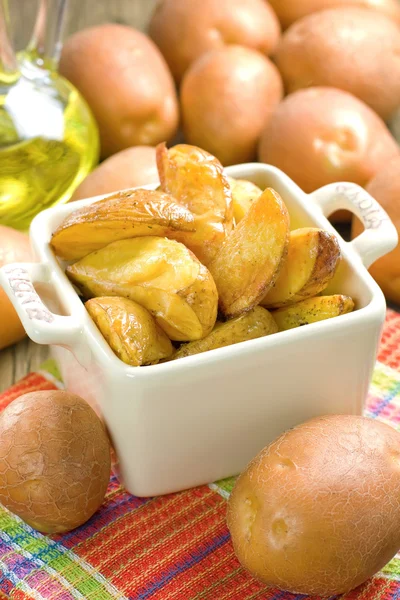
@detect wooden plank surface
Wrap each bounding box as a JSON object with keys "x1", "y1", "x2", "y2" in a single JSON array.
[{"x1": 11, "y1": 0, "x2": 158, "y2": 50}]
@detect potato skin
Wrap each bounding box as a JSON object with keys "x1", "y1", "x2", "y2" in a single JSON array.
[
  {"x1": 268, "y1": 0, "x2": 400, "y2": 29},
  {"x1": 272, "y1": 294, "x2": 354, "y2": 330},
  {"x1": 209, "y1": 187, "x2": 290, "y2": 318},
  {"x1": 171, "y1": 306, "x2": 278, "y2": 360},
  {"x1": 85, "y1": 297, "x2": 173, "y2": 365},
  {"x1": 181, "y1": 46, "x2": 283, "y2": 166},
  {"x1": 59, "y1": 24, "x2": 178, "y2": 158},
  {"x1": 70, "y1": 146, "x2": 158, "y2": 201},
  {"x1": 274, "y1": 8, "x2": 400, "y2": 120},
  {"x1": 0, "y1": 391, "x2": 110, "y2": 534},
  {"x1": 262, "y1": 228, "x2": 341, "y2": 308},
  {"x1": 258, "y1": 87, "x2": 400, "y2": 193},
  {"x1": 149, "y1": 0, "x2": 281, "y2": 83},
  {"x1": 352, "y1": 157, "x2": 400, "y2": 305},
  {"x1": 227, "y1": 415, "x2": 400, "y2": 595},
  {"x1": 51, "y1": 188, "x2": 196, "y2": 261},
  {"x1": 157, "y1": 143, "x2": 233, "y2": 265},
  {"x1": 67, "y1": 237, "x2": 218, "y2": 341}
]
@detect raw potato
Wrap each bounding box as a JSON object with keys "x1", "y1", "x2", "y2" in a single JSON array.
[
  {"x1": 272, "y1": 294, "x2": 354, "y2": 331},
  {"x1": 157, "y1": 143, "x2": 233, "y2": 265},
  {"x1": 181, "y1": 46, "x2": 283, "y2": 166},
  {"x1": 59, "y1": 24, "x2": 178, "y2": 158},
  {"x1": 209, "y1": 188, "x2": 290, "y2": 318},
  {"x1": 0, "y1": 226, "x2": 33, "y2": 350},
  {"x1": 171, "y1": 306, "x2": 278, "y2": 360},
  {"x1": 0, "y1": 391, "x2": 110, "y2": 534},
  {"x1": 70, "y1": 146, "x2": 159, "y2": 201},
  {"x1": 85, "y1": 297, "x2": 173, "y2": 366},
  {"x1": 228, "y1": 177, "x2": 263, "y2": 224},
  {"x1": 268, "y1": 0, "x2": 400, "y2": 29},
  {"x1": 227, "y1": 415, "x2": 400, "y2": 595},
  {"x1": 352, "y1": 156, "x2": 400, "y2": 305},
  {"x1": 258, "y1": 88, "x2": 400, "y2": 193},
  {"x1": 149, "y1": 0, "x2": 281, "y2": 83},
  {"x1": 67, "y1": 237, "x2": 218, "y2": 341},
  {"x1": 274, "y1": 8, "x2": 400, "y2": 120},
  {"x1": 51, "y1": 188, "x2": 196, "y2": 261},
  {"x1": 262, "y1": 228, "x2": 341, "y2": 308}
]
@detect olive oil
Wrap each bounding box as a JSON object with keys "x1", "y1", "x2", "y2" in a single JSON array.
[
  {"x1": 0, "y1": 0, "x2": 99, "y2": 230},
  {"x1": 0, "y1": 66, "x2": 99, "y2": 229}
]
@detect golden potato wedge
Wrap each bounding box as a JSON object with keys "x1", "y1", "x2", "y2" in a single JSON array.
[
  {"x1": 262, "y1": 228, "x2": 341, "y2": 308},
  {"x1": 67, "y1": 237, "x2": 218, "y2": 341},
  {"x1": 227, "y1": 177, "x2": 263, "y2": 225},
  {"x1": 85, "y1": 297, "x2": 173, "y2": 365},
  {"x1": 208, "y1": 187, "x2": 290, "y2": 318},
  {"x1": 272, "y1": 295, "x2": 354, "y2": 331},
  {"x1": 156, "y1": 142, "x2": 233, "y2": 265},
  {"x1": 50, "y1": 188, "x2": 196, "y2": 261},
  {"x1": 170, "y1": 306, "x2": 278, "y2": 361}
]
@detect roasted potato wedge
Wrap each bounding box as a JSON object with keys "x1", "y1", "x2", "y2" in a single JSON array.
[
  {"x1": 156, "y1": 142, "x2": 233, "y2": 265},
  {"x1": 262, "y1": 228, "x2": 341, "y2": 308},
  {"x1": 51, "y1": 188, "x2": 196, "y2": 261},
  {"x1": 85, "y1": 297, "x2": 173, "y2": 365},
  {"x1": 272, "y1": 295, "x2": 354, "y2": 331},
  {"x1": 170, "y1": 306, "x2": 278, "y2": 361},
  {"x1": 228, "y1": 177, "x2": 263, "y2": 225},
  {"x1": 208, "y1": 187, "x2": 290, "y2": 318},
  {"x1": 67, "y1": 237, "x2": 218, "y2": 341}
]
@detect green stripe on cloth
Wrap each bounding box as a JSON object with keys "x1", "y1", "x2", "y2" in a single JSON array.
[{"x1": 0, "y1": 509, "x2": 128, "y2": 599}]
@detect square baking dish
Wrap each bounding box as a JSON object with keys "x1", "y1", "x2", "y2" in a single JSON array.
[{"x1": 0, "y1": 163, "x2": 397, "y2": 497}]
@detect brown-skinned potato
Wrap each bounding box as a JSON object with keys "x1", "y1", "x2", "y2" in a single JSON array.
[
  {"x1": 272, "y1": 294, "x2": 354, "y2": 331},
  {"x1": 171, "y1": 306, "x2": 278, "y2": 360},
  {"x1": 262, "y1": 228, "x2": 341, "y2": 308},
  {"x1": 209, "y1": 187, "x2": 290, "y2": 318},
  {"x1": 85, "y1": 297, "x2": 173, "y2": 366},
  {"x1": 59, "y1": 24, "x2": 179, "y2": 158},
  {"x1": 227, "y1": 415, "x2": 400, "y2": 595},
  {"x1": 0, "y1": 391, "x2": 110, "y2": 534},
  {"x1": 352, "y1": 156, "x2": 400, "y2": 305},
  {"x1": 149, "y1": 0, "x2": 281, "y2": 83},
  {"x1": 181, "y1": 45, "x2": 283, "y2": 166},
  {"x1": 274, "y1": 8, "x2": 400, "y2": 120},
  {"x1": 157, "y1": 142, "x2": 233, "y2": 265},
  {"x1": 51, "y1": 188, "x2": 196, "y2": 261},
  {"x1": 268, "y1": 0, "x2": 400, "y2": 29},
  {"x1": 258, "y1": 88, "x2": 400, "y2": 194},
  {"x1": 67, "y1": 237, "x2": 218, "y2": 341},
  {"x1": 70, "y1": 146, "x2": 159, "y2": 201}
]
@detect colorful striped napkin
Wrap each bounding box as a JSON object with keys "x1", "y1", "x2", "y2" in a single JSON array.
[{"x1": 1, "y1": 309, "x2": 400, "y2": 600}]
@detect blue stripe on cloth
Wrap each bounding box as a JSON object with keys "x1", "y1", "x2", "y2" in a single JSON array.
[
  {"x1": 369, "y1": 380, "x2": 400, "y2": 417},
  {"x1": 135, "y1": 531, "x2": 231, "y2": 600}
]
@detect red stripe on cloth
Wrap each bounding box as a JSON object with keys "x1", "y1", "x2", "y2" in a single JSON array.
[
  {"x1": 0, "y1": 373, "x2": 57, "y2": 412},
  {"x1": 378, "y1": 309, "x2": 400, "y2": 371}
]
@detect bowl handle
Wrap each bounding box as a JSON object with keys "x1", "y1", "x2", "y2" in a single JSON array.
[
  {"x1": 309, "y1": 182, "x2": 398, "y2": 269},
  {"x1": 0, "y1": 262, "x2": 90, "y2": 367}
]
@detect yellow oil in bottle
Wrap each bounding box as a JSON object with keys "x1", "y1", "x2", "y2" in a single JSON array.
[{"x1": 0, "y1": 61, "x2": 99, "y2": 230}]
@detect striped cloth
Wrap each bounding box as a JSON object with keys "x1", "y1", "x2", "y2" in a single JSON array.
[{"x1": 1, "y1": 309, "x2": 400, "y2": 600}]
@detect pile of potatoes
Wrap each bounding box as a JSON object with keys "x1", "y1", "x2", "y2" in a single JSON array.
[{"x1": 59, "y1": 0, "x2": 400, "y2": 306}]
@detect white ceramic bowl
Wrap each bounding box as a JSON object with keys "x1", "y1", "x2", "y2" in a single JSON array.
[{"x1": 0, "y1": 163, "x2": 398, "y2": 497}]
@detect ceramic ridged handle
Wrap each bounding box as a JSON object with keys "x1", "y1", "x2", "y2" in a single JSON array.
[
  {"x1": 0, "y1": 262, "x2": 91, "y2": 367},
  {"x1": 309, "y1": 182, "x2": 398, "y2": 269}
]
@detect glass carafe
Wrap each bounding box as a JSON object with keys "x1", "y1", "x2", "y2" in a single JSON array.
[{"x1": 0, "y1": 0, "x2": 99, "y2": 230}]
